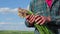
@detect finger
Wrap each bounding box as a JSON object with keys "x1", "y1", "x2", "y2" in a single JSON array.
[
  {"x1": 28, "y1": 21, "x2": 32, "y2": 23},
  {"x1": 30, "y1": 15, "x2": 35, "y2": 23},
  {"x1": 27, "y1": 19, "x2": 32, "y2": 24},
  {"x1": 35, "y1": 17, "x2": 41, "y2": 22},
  {"x1": 26, "y1": 19, "x2": 30, "y2": 23},
  {"x1": 35, "y1": 15, "x2": 40, "y2": 19},
  {"x1": 40, "y1": 19, "x2": 46, "y2": 25},
  {"x1": 29, "y1": 14, "x2": 34, "y2": 19},
  {"x1": 26, "y1": 15, "x2": 30, "y2": 19},
  {"x1": 29, "y1": 20, "x2": 34, "y2": 24},
  {"x1": 31, "y1": 17, "x2": 35, "y2": 23},
  {"x1": 39, "y1": 16, "x2": 46, "y2": 25},
  {"x1": 27, "y1": 15, "x2": 35, "y2": 24},
  {"x1": 36, "y1": 17, "x2": 43, "y2": 24}
]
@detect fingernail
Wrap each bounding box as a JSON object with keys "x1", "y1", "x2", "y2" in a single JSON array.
[
  {"x1": 40, "y1": 24, "x2": 42, "y2": 25},
  {"x1": 40, "y1": 24, "x2": 43, "y2": 25},
  {"x1": 36, "y1": 23, "x2": 38, "y2": 24}
]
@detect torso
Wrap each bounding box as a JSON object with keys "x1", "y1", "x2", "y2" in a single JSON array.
[{"x1": 30, "y1": 0, "x2": 60, "y2": 17}]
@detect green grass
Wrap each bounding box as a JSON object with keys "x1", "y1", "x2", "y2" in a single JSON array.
[{"x1": 0, "y1": 30, "x2": 34, "y2": 34}]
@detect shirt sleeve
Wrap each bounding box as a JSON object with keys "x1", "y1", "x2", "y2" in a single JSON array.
[{"x1": 51, "y1": 16, "x2": 60, "y2": 25}]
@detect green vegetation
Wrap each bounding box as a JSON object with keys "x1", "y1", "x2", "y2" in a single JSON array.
[{"x1": 0, "y1": 30, "x2": 34, "y2": 34}]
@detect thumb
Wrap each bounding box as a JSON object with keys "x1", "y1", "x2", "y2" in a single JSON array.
[{"x1": 26, "y1": 15, "x2": 30, "y2": 19}]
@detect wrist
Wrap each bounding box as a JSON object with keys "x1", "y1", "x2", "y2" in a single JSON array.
[{"x1": 47, "y1": 16, "x2": 51, "y2": 22}]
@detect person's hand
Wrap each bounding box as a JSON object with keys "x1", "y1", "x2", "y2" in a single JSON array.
[
  {"x1": 26, "y1": 14, "x2": 51, "y2": 25},
  {"x1": 35, "y1": 15, "x2": 51, "y2": 25},
  {"x1": 26, "y1": 14, "x2": 35, "y2": 25}
]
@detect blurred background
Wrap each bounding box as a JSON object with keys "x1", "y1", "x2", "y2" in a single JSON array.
[{"x1": 0, "y1": 0, "x2": 34, "y2": 34}]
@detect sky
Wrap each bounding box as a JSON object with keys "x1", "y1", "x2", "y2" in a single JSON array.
[{"x1": 0, "y1": 0, "x2": 34, "y2": 31}]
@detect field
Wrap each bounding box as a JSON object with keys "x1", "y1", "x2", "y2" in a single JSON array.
[{"x1": 0, "y1": 30, "x2": 34, "y2": 34}]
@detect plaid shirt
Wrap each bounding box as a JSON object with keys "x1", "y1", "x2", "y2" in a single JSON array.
[
  {"x1": 29, "y1": 0, "x2": 60, "y2": 25},
  {"x1": 25, "y1": 0, "x2": 60, "y2": 34}
]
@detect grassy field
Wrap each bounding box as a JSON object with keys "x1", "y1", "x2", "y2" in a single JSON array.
[{"x1": 0, "y1": 30, "x2": 34, "y2": 34}]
